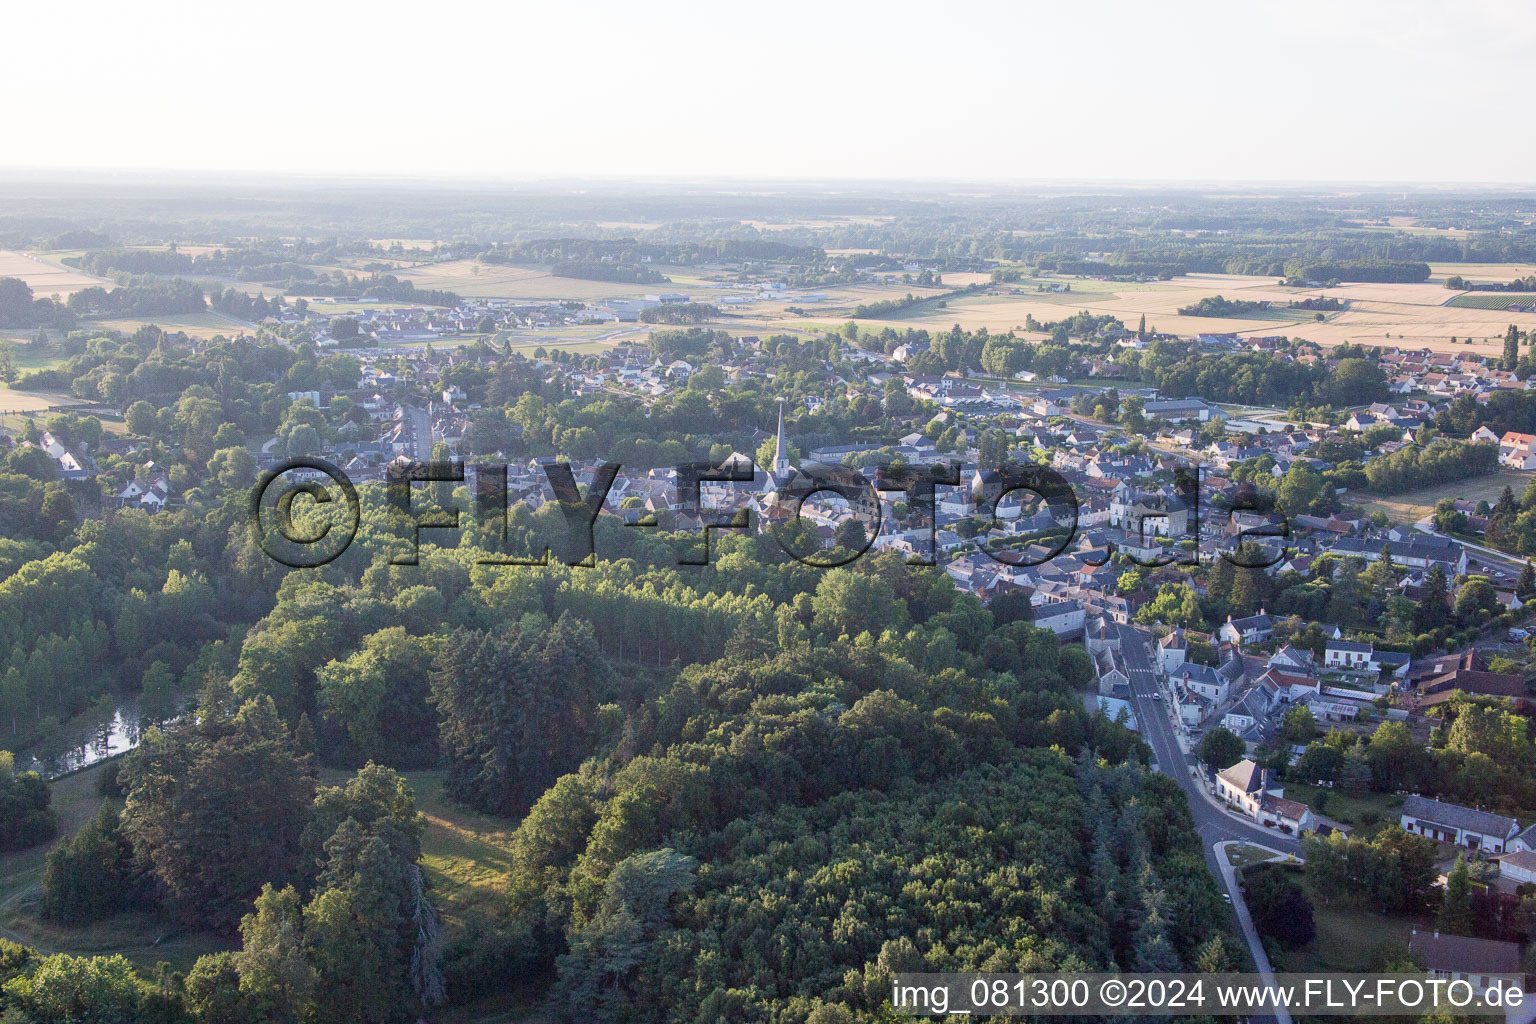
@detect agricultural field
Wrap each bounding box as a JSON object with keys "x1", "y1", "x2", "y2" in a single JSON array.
[
  {"x1": 1447, "y1": 292, "x2": 1536, "y2": 311},
  {"x1": 0, "y1": 250, "x2": 111, "y2": 299},
  {"x1": 0, "y1": 389, "x2": 85, "y2": 414},
  {"x1": 401, "y1": 260, "x2": 668, "y2": 300},
  {"x1": 93, "y1": 311, "x2": 252, "y2": 340},
  {"x1": 1350, "y1": 470, "x2": 1534, "y2": 527},
  {"x1": 747, "y1": 270, "x2": 1536, "y2": 358},
  {"x1": 1429, "y1": 262, "x2": 1536, "y2": 284}
]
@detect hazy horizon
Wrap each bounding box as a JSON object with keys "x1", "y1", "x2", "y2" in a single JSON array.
[{"x1": 10, "y1": 0, "x2": 1536, "y2": 184}]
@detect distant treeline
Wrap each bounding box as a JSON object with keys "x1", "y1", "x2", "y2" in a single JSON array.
[
  {"x1": 1033, "y1": 255, "x2": 1428, "y2": 284},
  {"x1": 1445, "y1": 274, "x2": 1536, "y2": 292},
  {"x1": 851, "y1": 282, "x2": 986, "y2": 319},
  {"x1": 1177, "y1": 295, "x2": 1266, "y2": 317},
  {"x1": 639, "y1": 302, "x2": 718, "y2": 324},
  {"x1": 551, "y1": 261, "x2": 668, "y2": 284},
  {"x1": 1282, "y1": 258, "x2": 1431, "y2": 284},
  {"x1": 279, "y1": 272, "x2": 460, "y2": 307},
  {"x1": 1290, "y1": 296, "x2": 1344, "y2": 310},
  {"x1": 66, "y1": 247, "x2": 319, "y2": 284},
  {"x1": 482, "y1": 237, "x2": 824, "y2": 266},
  {"x1": 67, "y1": 277, "x2": 205, "y2": 316}
]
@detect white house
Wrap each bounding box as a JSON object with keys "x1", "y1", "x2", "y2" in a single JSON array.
[
  {"x1": 1095, "y1": 646, "x2": 1129, "y2": 696},
  {"x1": 1494, "y1": 849, "x2": 1536, "y2": 885},
  {"x1": 1214, "y1": 759, "x2": 1314, "y2": 834},
  {"x1": 1157, "y1": 628, "x2": 1187, "y2": 674},
  {"x1": 1219, "y1": 610, "x2": 1273, "y2": 646},
  {"x1": 1500, "y1": 431, "x2": 1536, "y2": 470},
  {"x1": 1324, "y1": 640, "x2": 1373, "y2": 670},
  {"x1": 1399, "y1": 794, "x2": 1520, "y2": 852},
  {"x1": 1033, "y1": 599, "x2": 1085, "y2": 638}
]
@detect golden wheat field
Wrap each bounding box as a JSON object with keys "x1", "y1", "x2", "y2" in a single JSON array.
[
  {"x1": 0, "y1": 250, "x2": 112, "y2": 299},
  {"x1": 780, "y1": 272, "x2": 1536, "y2": 356}
]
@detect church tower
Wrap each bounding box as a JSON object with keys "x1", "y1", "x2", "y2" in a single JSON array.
[{"x1": 772, "y1": 398, "x2": 790, "y2": 478}]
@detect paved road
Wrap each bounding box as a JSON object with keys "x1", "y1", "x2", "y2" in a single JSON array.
[
  {"x1": 1413, "y1": 517, "x2": 1525, "y2": 575},
  {"x1": 1117, "y1": 624, "x2": 1301, "y2": 856},
  {"x1": 405, "y1": 405, "x2": 432, "y2": 460},
  {"x1": 1117, "y1": 624, "x2": 1297, "y2": 1023}
]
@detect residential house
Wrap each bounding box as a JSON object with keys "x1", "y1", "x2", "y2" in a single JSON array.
[
  {"x1": 1407, "y1": 931, "x2": 1521, "y2": 997},
  {"x1": 1324, "y1": 640, "x2": 1374, "y2": 670},
  {"x1": 1399, "y1": 794, "x2": 1520, "y2": 851},
  {"x1": 1214, "y1": 759, "x2": 1314, "y2": 833},
  {"x1": 1219, "y1": 610, "x2": 1273, "y2": 646}
]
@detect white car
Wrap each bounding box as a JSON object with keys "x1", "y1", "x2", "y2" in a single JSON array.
[{"x1": 1152, "y1": 692, "x2": 1163, "y2": 701}]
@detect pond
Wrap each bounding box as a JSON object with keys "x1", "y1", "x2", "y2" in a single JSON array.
[{"x1": 18, "y1": 697, "x2": 159, "y2": 779}]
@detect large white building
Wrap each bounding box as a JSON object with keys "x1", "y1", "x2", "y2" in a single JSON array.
[{"x1": 1399, "y1": 795, "x2": 1520, "y2": 852}]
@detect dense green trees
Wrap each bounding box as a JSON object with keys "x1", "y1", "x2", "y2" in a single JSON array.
[
  {"x1": 1303, "y1": 826, "x2": 1439, "y2": 915},
  {"x1": 1362, "y1": 438, "x2": 1497, "y2": 494},
  {"x1": 1195, "y1": 727, "x2": 1245, "y2": 770},
  {"x1": 0, "y1": 750, "x2": 57, "y2": 851},
  {"x1": 41, "y1": 802, "x2": 147, "y2": 925},
  {"x1": 119, "y1": 697, "x2": 316, "y2": 930},
  {"x1": 431, "y1": 614, "x2": 613, "y2": 817},
  {"x1": 1242, "y1": 864, "x2": 1316, "y2": 948}
]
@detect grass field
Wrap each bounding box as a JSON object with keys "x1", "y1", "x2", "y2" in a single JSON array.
[
  {"x1": 1281, "y1": 784, "x2": 1403, "y2": 836},
  {"x1": 1351, "y1": 471, "x2": 1534, "y2": 526},
  {"x1": 0, "y1": 389, "x2": 85, "y2": 413},
  {"x1": 1285, "y1": 901, "x2": 1423, "y2": 973},
  {"x1": 1240, "y1": 861, "x2": 1426, "y2": 973},
  {"x1": 1430, "y1": 262, "x2": 1536, "y2": 284},
  {"x1": 0, "y1": 763, "x2": 530, "y2": 990},
  {"x1": 401, "y1": 260, "x2": 669, "y2": 300}
]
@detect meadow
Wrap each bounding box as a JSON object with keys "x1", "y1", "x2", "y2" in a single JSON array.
[
  {"x1": 401, "y1": 260, "x2": 670, "y2": 300},
  {"x1": 94, "y1": 312, "x2": 249, "y2": 340},
  {"x1": 1350, "y1": 470, "x2": 1535, "y2": 526}
]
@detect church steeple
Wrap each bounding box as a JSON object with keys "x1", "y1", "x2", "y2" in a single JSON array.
[{"x1": 773, "y1": 398, "x2": 789, "y2": 477}]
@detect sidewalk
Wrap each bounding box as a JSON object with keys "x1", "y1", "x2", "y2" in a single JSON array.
[{"x1": 1214, "y1": 841, "x2": 1293, "y2": 1024}]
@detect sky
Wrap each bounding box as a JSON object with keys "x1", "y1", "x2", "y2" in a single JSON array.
[{"x1": 6, "y1": 0, "x2": 1535, "y2": 184}]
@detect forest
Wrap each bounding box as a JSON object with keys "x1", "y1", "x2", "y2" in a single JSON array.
[{"x1": 0, "y1": 319, "x2": 1242, "y2": 1022}]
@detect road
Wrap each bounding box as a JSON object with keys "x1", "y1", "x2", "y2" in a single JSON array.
[
  {"x1": 1118, "y1": 623, "x2": 1296, "y2": 1024},
  {"x1": 1413, "y1": 517, "x2": 1525, "y2": 575},
  {"x1": 404, "y1": 405, "x2": 432, "y2": 460},
  {"x1": 1117, "y1": 624, "x2": 1302, "y2": 856}
]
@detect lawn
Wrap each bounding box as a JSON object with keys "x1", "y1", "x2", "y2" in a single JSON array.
[
  {"x1": 1285, "y1": 900, "x2": 1424, "y2": 973},
  {"x1": 316, "y1": 768, "x2": 519, "y2": 936},
  {"x1": 93, "y1": 312, "x2": 248, "y2": 340},
  {"x1": 1224, "y1": 843, "x2": 1282, "y2": 869},
  {"x1": 1241, "y1": 861, "x2": 1427, "y2": 973},
  {"x1": 398, "y1": 770, "x2": 518, "y2": 928},
  {"x1": 1281, "y1": 783, "x2": 1403, "y2": 836}
]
